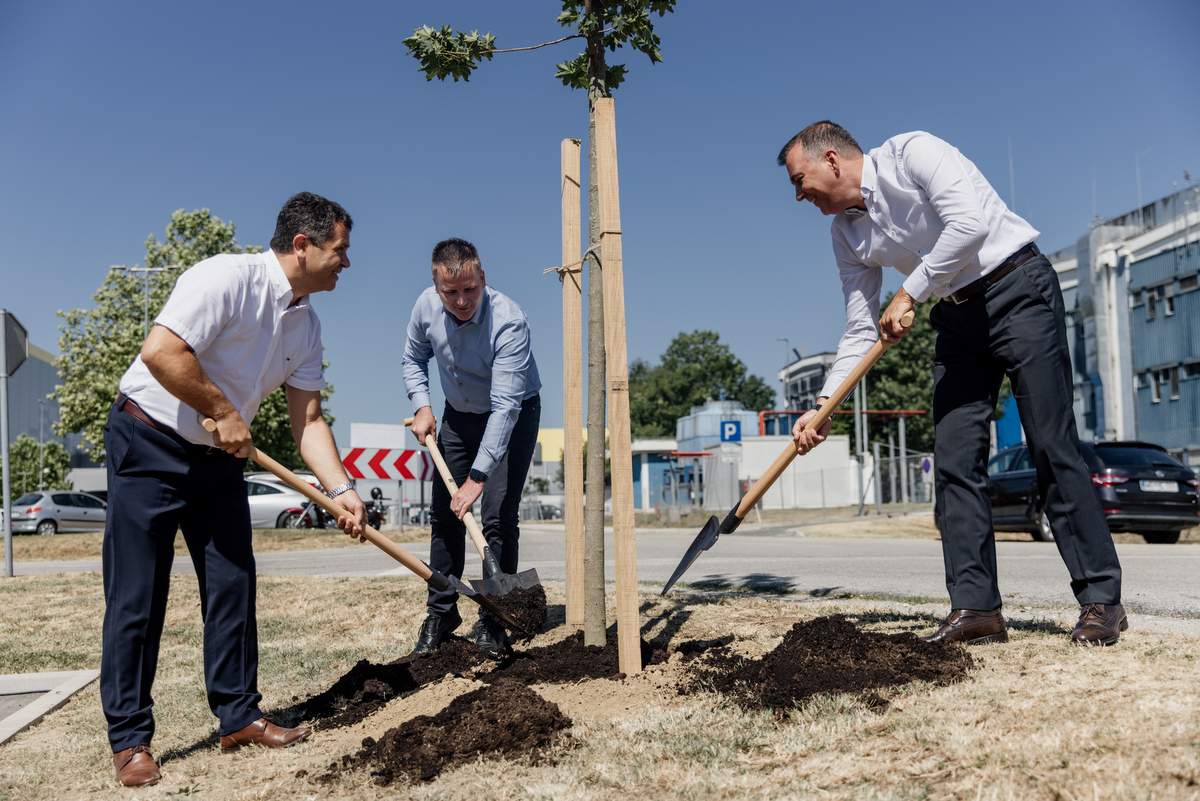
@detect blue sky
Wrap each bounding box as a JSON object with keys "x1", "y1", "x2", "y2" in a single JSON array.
[{"x1": 2, "y1": 1, "x2": 1198, "y2": 445}]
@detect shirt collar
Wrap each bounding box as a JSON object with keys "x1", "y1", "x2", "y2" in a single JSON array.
[
  {"x1": 841, "y1": 155, "x2": 877, "y2": 220},
  {"x1": 266, "y1": 249, "x2": 299, "y2": 307}
]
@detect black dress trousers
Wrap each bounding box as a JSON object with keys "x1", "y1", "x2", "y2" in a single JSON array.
[
  {"x1": 929, "y1": 255, "x2": 1122, "y2": 611},
  {"x1": 425, "y1": 395, "x2": 541, "y2": 618},
  {"x1": 100, "y1": 405, "x2": 262, "y2": 751}
]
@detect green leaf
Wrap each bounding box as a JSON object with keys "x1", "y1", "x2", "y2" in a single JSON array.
[{"x1": 401, "y1": 25, "x2": 496, "y2": 83}]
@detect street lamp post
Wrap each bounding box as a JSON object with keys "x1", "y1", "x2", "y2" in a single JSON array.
[
  {"x1": 115, "y1": 265, "x2": 170, "y2": 338},
  {"x1": 38, "y1": 399, "x2": 45, "y2": 489},
  {"x1": 777, "y1": 337, "x2": 791, "y2": 408}
]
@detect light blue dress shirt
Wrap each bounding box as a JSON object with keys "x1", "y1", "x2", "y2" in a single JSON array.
[{"x1": 403, "y1": 285, "x2": 541, "y2": 476}]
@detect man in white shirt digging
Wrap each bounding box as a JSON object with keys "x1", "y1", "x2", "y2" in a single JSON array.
[
  {"x1": 103, "y1": 192, "x2": 366, "y2": 787},
  {"x1": 780, "y1": 121, "x2": 1124, "y2": 647}
]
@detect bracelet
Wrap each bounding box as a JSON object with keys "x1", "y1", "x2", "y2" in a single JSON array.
[{"x1": 325, "y1": 480, "x2": 356, "y2": 499}]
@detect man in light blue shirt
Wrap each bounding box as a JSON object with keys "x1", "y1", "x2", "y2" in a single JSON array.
[{"x1": 403, "y1": 237, "x2": 541, "y2": 656}]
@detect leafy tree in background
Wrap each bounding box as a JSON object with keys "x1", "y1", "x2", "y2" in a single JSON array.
[
  {"x1": 6, "y1": 434, "x2": 72, "y2": 502},
  {"x1": 54, "y1": 209, "x2": 333, "y2": 468},
  {"x1": 629, "y1": 330, "x2": 776, "y2": 437}
]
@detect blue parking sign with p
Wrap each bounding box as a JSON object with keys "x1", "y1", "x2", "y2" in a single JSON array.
[{"x1": 720, "y1": 420, "x2": 741, "y2": 442}]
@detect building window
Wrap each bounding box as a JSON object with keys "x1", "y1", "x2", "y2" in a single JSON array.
[
  {"x1": 1170, "y1": 367, "x2": 1181, "y2": 400},
  {"x1": 1165, "y1": 295, "x2": 1176, "y2": 316},
  {"x1": 1184, "y1": 362, "x2": 1200, "y2": 379},
  {"x1": 1147, "y1": 293, "x2": 1157, "y2": 320},
  {"x1": 1131, "y1": 289, "x2": 1143, "y2": 306},
  {"x1": 1181, "y1": 274, "x2": 1198, "y2": 293}
]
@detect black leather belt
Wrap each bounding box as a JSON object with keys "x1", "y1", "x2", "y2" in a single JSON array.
[{"x1": 945, "y1": 243, "x2": 1041, "y2": 305}]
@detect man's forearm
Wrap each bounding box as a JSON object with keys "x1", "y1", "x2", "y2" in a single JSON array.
[
  {"x1": 144, "y1": 344, "x2": 237, "y2": 421},
  {"x1": 297, "y1": 418, "x2": 352, "y2": 492}
]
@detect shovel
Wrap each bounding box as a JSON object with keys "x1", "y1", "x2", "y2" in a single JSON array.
[
  {"x1": 661, "y1": 310, "x2": 916, "y2": 595},
  {"x1": 198, "y1": 417, "x2": 530, "y2": 637},
  {"x1": 403, "y1": 417, "x2": 543, "y2": 600}
]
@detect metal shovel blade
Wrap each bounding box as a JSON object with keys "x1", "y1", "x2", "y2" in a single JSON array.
[
  {"x1": 470, "y1": 566, "x2": 542, "y2": 598},
  {"x1": 445, "y1": 573, "x2": 530, "y2": 638},
  {"x1": 661, "y1": 515, "x2": 722, "y2": 596}
]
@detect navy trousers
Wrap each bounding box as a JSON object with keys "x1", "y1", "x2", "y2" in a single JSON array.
[
  {"x1": 100, "y1": 405, "x2": 262, "y2": 751},
  {"x1": 929, "y1": 254, "x2": 1122, "y2": 610},
  {"x1": 426, "y1": 395, "x2": 541, "y2": 618}
]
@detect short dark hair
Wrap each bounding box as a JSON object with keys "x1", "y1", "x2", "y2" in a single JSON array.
[
  {"x1": 431, "y1": 237, "x2": 482, "y2": 278},
  {"x1": 270, "y1": 192, "x2": 353, "y2": 253},
  {"x1": 776, "y1": 120, "x2": 863, "y2": 166}
]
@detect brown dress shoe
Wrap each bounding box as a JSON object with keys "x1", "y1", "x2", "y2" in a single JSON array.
[
  {"x1": 220, "y1": 718, "x2": 311, "y2": 753},
  {"x1": 922, "y1": 608, "x2": 1008, "y2": 645},
  {"x1": 112, "y1": 744, "x2": 160, "y2": 787},
  {"x1": 1072, "y1": 603, "x2": 1128, "y2": 646}
]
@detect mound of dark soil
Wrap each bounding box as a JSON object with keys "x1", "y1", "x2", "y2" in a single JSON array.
[
  {"x1": 683, "y1": 615, "x2": 975, "y2": 712},
  {"x1": 484, "y1": 584, "x2": 548, "y2": 639},
  {"x1": 290, "y1": 660, "x2": 419, "y2": 729},
  {"x1": 323, "y1": 679, "x2": 572, "y2": 785},
  {"x1": 484, "y1": 629, "x2": 667, "y2": 684}
]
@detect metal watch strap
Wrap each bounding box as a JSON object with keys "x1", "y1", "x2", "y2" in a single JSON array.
[{"x1": 325, "y1": 480, "x2": 356, "y2": 499}]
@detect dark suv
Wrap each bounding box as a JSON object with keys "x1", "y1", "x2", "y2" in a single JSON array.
[{"x1": 987, "y1": 441, "x2": 1199, "y2": 544}]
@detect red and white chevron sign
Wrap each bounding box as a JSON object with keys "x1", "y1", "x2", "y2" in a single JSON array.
[{"x1": 340, "y1": 448, "x2": 434, "y2": 481}]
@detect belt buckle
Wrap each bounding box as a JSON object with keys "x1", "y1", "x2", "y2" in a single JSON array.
[{"x1": 947, "y1": 292, "x2": 967, "y2": 305}]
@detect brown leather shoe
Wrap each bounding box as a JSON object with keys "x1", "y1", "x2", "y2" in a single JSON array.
[
  {"x1": 1072, "y1": 603, "x2": 1128, "y2": 646},
  {"x1": 220, "y1": 718, "x2": 311, "y2": 753},
  {"x1": 922, "y1": 608, "x2": 1008, "y2": 645},
  {"x1": 112, "y1": 744, "x2": 160, "y2": 787}
]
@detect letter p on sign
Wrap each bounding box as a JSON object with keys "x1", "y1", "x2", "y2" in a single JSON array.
[{"x1": 720, "y1": 420, "x2": 741, "y2": 442}]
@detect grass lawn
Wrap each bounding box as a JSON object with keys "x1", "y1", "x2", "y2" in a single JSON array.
[
  {"x1": 1, "y1": 576, "x2": 1198, "y2": 800},
  {"x1": 8, "y1": 526, "x2": 429, "y2": 562}
]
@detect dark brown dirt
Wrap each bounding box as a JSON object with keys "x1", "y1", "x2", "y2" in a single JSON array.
[
  {"x1": 484, "y1": 583, "x2": 548, "y2": 639},
  {"x1": 288, "y1": 659, "x2": 419, "y2": 730},
  {"x1": 483, "y1": 629, "x2": 668, "y2": 683},
  {"x1": 682, "y1": 615, "x2": 975, "y2": 713},
  {"x1": 321, "y1": 679, "x2": 572, "y2": 785}
]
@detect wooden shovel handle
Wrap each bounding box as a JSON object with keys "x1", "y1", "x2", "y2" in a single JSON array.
[
  {"x1": 200, "y1": 418, "x2": 433, "y2": 582},
  {"x1": 734, "y1": 309, "x2": 915, "y2": 518},
  {"x1": 403, "y1": 417, "x2": 492, "y2": 559}
]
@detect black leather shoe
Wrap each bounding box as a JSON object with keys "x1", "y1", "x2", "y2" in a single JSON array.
[
  {"x1": 922, "y1": 608, "x2": 1008, "y2": 645},
  {"x1": 411, "y1": 610, "x2": 461, "y2": 656},
  {"x1": 1072, "y1": 603, "x2": 1128, "y2": 646},
  {"x1": 473, "y1": 614, "x2": 511, "y2": 659}
]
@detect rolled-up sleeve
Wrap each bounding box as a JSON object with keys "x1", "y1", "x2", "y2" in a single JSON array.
[
  {"x1": 402, "y1": 299, "x2": 434, "y2": 413},
  {"x1": 154, "y1": 261, "x2": 240, "y2": 353},
  {"x1": 899, "y1": 134, "x2": 988, "y2": 302},
  {"x1": 819, "y1": 225, "x2": 882, "y2": 400},
  {"x1": 473, "y1": 318, "x2": 532, "y2": 476}
]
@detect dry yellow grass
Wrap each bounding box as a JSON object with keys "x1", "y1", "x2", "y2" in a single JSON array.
[
  {"x1": 1, "y1": 577, "x2": 1198, "y2": 801},
  {"x1": 9, "y1": 526, "x2": 429, "y2": 562}
]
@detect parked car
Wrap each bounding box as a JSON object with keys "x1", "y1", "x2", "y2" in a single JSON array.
[
  {"x1": 987, "y1": 441, "x2": 1199, "y2": 543},
  {"x1": 4, "y1": 490, "x2": 107, "y2": 536},
  {"x1": 244, "y1": 478, "x2": 313, "y2": 529}
]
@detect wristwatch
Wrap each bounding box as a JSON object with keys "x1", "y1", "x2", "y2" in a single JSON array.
[{"x1": 324, "y1": 479, "x2": 357, "y2": 499}]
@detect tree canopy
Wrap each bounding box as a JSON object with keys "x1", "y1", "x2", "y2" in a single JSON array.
[
  {"x1": 629, "y1": 330, "x2": 776, "y2": 437},
  {"x1": 403, "y1": 1, "x2": 677, "y2": 95},
  {"x1": 5, "y1": 434, "x2": 72, "y2": 503}
]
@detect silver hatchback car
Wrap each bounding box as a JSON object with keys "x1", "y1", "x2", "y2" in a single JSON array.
[{"x1": 6, "y1": 490, "x2": 108, "y2": 536}]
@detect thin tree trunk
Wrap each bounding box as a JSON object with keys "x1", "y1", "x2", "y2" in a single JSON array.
[{"x1": 582, "y1": 0, "x2": 608, "y2": 647}]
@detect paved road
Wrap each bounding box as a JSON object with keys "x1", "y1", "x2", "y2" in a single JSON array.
[{"x1": 16, "y1": 522, "x2": 1200, "y2": 618}]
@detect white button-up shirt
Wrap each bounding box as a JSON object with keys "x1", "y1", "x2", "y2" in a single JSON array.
[
  {"x1": 819, "y1": 131, "x2": 1038, "y2": 398},
  {"x1": 119, "y1": 249, "x2": 325, "y2": 446}
]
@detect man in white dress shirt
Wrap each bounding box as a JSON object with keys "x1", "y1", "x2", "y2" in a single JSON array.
[
  {"x1": 101, "y1": 192, "x2": 366, "y2": 787},
  {"x1": 779, "y1": 121, "x2": 1125, "y2": 647}
]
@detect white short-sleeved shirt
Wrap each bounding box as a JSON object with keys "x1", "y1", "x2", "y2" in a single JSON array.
[{"x1": 118, "y1": 249, "x2": 325, "y2": 446}]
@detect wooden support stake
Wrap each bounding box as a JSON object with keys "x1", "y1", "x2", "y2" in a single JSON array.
[
  {"x1": 593, "y1": 97, "x2": 640, "y2": 675},
  {"x1": 561, "y1": 138, "x2": 585, "y2": 629}
]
